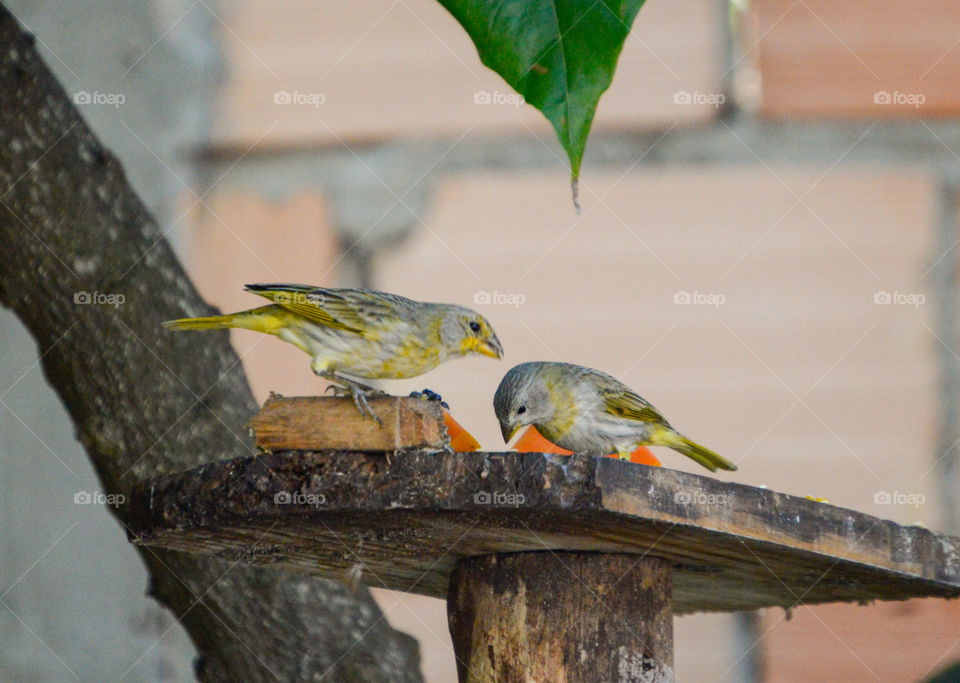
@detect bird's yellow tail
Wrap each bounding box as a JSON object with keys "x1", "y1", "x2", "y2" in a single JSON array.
[
  {"x1": 162, "y1": 305, "x2": 286, "y2": 334},
  {"x1": 162, "y1": 314, "x2": 234, "y2": 331},
  {"x1": 652, "y1": 429, "x2": 738, "y2": 472}
]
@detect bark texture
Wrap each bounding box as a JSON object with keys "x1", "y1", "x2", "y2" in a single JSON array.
[
  {"x1": 447, "y1": 553, "x2": 673, "y2": 682},
  {"x1": 0, "y1": 7, "x2": 421, "y2": 681}
]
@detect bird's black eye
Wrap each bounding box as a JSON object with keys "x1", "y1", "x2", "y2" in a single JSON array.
[
  {"x1": 517, "y1": 406, "x2": 526, "y2": 415},
  {"x1": 469, "y1": 321, "x2": 481, "y2": 333}
]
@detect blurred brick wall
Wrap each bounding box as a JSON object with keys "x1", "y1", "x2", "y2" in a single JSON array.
[
  {"x1": 182, "y1": 191, "x2": 343, "y2": 399},
  {"x1": 210, "y1": 0, "x2": 724, "y2": 148},
  {"x1": 761, "y1": 599, "x2": 960, "y2": 682},
  {"x1": 754, "y1": 0, "x2": 960, "y2": 117}
]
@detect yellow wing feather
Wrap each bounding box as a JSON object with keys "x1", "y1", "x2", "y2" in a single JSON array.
[
  {"x1": 245, "y1": 285, "x2": 366, "y2": 333},
  {"x1": 602, "y1": 389, "x2": 666, "y2": 424}
]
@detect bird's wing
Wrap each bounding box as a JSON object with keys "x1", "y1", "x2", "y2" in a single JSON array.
[
  {"x1": 245, "y1": 285, "x2": 397, "y2": 335},
  {"x1": 601, "y1": 387, "x2": 666, "y2": 424}
]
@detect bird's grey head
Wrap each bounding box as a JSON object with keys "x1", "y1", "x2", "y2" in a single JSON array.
[
  {"x1": 493, "y1": 362, "x2": 554, "y2": 443},
  {"x1": 437, "y1": 305, "x2": 503, "y2": 359}
]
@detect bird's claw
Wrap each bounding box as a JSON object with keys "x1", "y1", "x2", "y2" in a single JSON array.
[
  {"x1": 408, "y1": 388, "x2": 449, "y2": 410},
  {"x1": 324, "y1": 376, "x2": 385, "y2": 425},
  {"x1": 350, "y1": 387, "x2": 383, "y2": 426}
]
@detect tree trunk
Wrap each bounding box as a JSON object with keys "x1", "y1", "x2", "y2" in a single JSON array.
[{"x1": 0, "y1": 6, "x2": 421, "y2": 681}]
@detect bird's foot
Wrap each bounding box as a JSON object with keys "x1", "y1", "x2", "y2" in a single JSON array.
[
  {"x1": 345, "y1": 385, "x2": 383, "y2": 426},
  {"x1": 323, "y1": 375, "x2": 386, "y2": 425},
  {"x1": 408, "y1": 388, "x2": 449, "y2": 410}
]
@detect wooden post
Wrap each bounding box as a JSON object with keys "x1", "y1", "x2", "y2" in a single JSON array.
[{"x1": 448, "y1": 552, "x2": 673, "y2": 682}]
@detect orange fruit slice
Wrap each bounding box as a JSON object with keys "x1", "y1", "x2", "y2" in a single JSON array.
[
  {"x1": 513, "y1": 425, "x2": 661, "y2": 466},
  {"x1": 442, "y1": 410, "x2": 481, "y2": 452}
]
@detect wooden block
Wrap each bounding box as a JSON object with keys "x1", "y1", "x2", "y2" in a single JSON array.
[{"x1": 249, "y1": 394, "x2": 449, "y2": 452}]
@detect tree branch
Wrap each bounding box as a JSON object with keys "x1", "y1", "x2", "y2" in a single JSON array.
[{"x1": 0, "y1": 7, "x2": 421, "y2": 681}]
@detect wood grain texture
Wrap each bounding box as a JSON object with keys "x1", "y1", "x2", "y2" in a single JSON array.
[
  {"x1": 448, "y1": 553, "x2": 673, "y2": 682},
  {"x1": 127, "y1": 450, "x2": 960, "y2": 614},
  {"x1": 251, "y1": 395, "x2": 450, "y2": 451}
]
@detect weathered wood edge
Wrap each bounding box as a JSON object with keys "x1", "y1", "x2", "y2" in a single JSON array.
[{"x1": 125, "y1": 450, "x2": 960, "y2": 614}]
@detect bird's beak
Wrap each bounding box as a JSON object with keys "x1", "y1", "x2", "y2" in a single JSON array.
[
  {"x1": 500, "y1": 421, "x2": 521, "y2": 444},
  {"x1": 479, "y1": 334, "x2": 503, "y2": 359}
]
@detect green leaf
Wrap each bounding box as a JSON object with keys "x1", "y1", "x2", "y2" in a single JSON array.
[{"x1": 439, "y1": 0, "x2": 646, "y2": 192}]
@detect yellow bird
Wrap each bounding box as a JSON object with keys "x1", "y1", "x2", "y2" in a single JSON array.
[
  {"x1": 164, "y1": 284, "x2": 503, "y2": 418},
  {"x1": 493, "y1": 361, "x2": 737, "y2": 472}
]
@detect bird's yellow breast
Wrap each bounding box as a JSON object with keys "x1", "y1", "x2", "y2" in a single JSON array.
[
  {"x1": 373, "y1": 319, "x2": 445, "y2": 378},
  {"x1": 537, "y1": 380, "x2": 579, "y2": 443},
  {"x1": 377, "y1": 343, "x2": 442, "y2": 377}
]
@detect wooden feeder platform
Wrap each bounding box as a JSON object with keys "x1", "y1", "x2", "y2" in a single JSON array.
[{"x1": 126, "y1": 396, "x2": 960, "y2": 682}]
